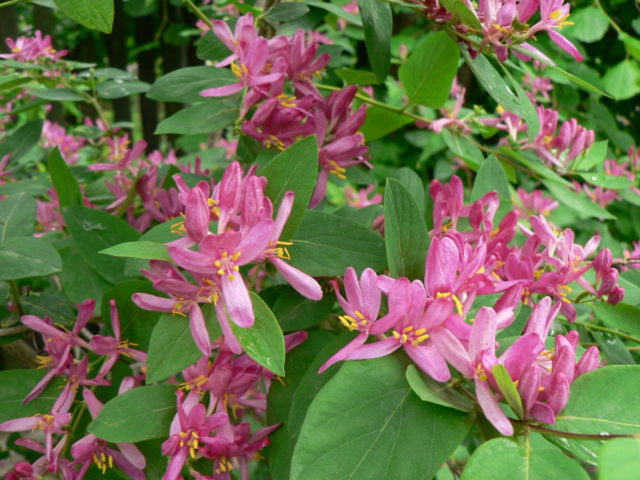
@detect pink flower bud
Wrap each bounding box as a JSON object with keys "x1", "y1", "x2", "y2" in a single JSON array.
[{"x1": 607, "y1": 287, "x2": 625, "y2": 305}]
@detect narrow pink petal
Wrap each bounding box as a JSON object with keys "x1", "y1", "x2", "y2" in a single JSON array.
[
  {"x1": 318, "y1": 332, "x2": 369, "y2": 373},
  {"x1": 23, "y1": 369, "x2": 56, "y2": 404},
  {"x1": 200, "y1": 82, "x2": 244, "y2": 97},
  {"x1": 406, "y1": 343, "x2": 451, "y2": 382},
  {"x1": 270, "y1": 257, "x2": 322, "y2": 300},
  {"x1": 548, "y1": 30, "x2": 583, "y2": 62},
  {"x1": 21, "y1": 315, "x2": 62, "y2": 338},
  {"x1": 430, "y1": 327, "x2": 473, "y2": 378},
  {"x1": 188, "y1": 305, "x2": 211, "y2": 356},
  {"x1": 221, "y1": 275, "x2": 254, "y2": 328},
  {"x1": 216, "y1": 301, "x2": 243, "y2": 354},
  {"x1": 476, "y1": 379, "x2": 514, "y2": 435},
  {"x1": 82, "y1": 388, "x2": 104, "y2": 419},
  {"x1": 163, "y1": 447, "x2": 188, "y2": 480},
  {"x1": 131, "y1": 293, "x2": 175, "y2": 313},
  {"x1": 237, "y1": 219, "x2": 274, "y2": 264},
  {"x1": 117, "y1": 442, "x2": 146, "y2": 470},
  {"x1": 500, "y1": 333, "x2": 543, "y2": 380},
  {"x1": 273, "y1": 191, "x2": 295, "y2": 239},
  {"x1": 0, "y1": 416, "x2": 39, "y2": 431},
  {"x1": 469, "y1": 307, "x2": 497, "y2": 361},
  {"x1": 346, "y1": 337, "x2": 401, "y2": 361},
  {"x1": 167, "y1": 246, "x2": 213, "y2": 274}
]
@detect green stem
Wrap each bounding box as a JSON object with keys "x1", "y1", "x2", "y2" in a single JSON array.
[
  {"x1": 182, "y1": 0, "x2": 213, "y2": 30},
  {"x1": 0, "y1": 325, "x2": 29, "y2": 337},
  {"x1": 0, "y1": 0, "x2": 23, "y2": 8},
  {"x1": 7, "y1": 280, "x2": 23, "y2": 315},
  {"x1": 562, "y1": 319, "x2": 640, "y2": 344},
  {"x1": 594, "y1": 0, "x2": 623, "y2": 35}
]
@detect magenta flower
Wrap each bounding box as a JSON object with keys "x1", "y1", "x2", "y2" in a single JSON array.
[{"x1": 527, "y1": 0, "x2": 583, "y2": 61}]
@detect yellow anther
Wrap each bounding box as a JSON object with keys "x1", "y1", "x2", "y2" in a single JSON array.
[
  {"x1": 214, "y1": 260, "x2": 222, "y2": 267},
  {"x1": 355, "y1": 311, "x2": 365, "y2": 320},
  {"x1": 436, "y1": 292, "x2": 451, "y2": 299},
  {"x1": 401, "y1": 333, "x2": 408, "y2": 343},
  {"x1": 231, "y1": 251, "x2": 242, "y2": 261},
  {"x1": 414, "y1": 334, "x2": 430, "y2": 345},
  {"x1": 476, "y1": 266, "x2": 485, "y2": 274},
  {"x1": 108, "y1": 455, "x2": 114, "y2": 468},
  {"x1": 452, "y1": 294, "x2": 464, "y2": 316},
  {"x1": 233, "y1": 266, "x2": 240, "y2": 271},
  {"x1": 491, "y1": 271, "x2": 502, "y2": 281},
  {"x1": 414, "y1": 328, "x2": 426, "y2": 335},
  {"x1": 190, "y1": 447, "x2": 196, "y2": 459},
  {"x1": 217, "y1": 268, "x2": 225, "y2": 275},
  {"x1": 228, "y1": 274, "x2": 236, "y2": 281},
  {"x1": 392, "y1": 331, "x2": 400, "y2": 339}
]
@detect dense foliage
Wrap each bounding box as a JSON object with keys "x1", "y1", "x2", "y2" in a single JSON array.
[{"x1": 0, "y1": 0, "x2": 639, "y2": 479}]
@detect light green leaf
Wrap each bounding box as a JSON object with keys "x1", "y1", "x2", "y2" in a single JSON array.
[
  {"x1": 54, "y1": 0, "x2": 114, "y2": 33},
  {"x1": 572, "y1": 140, "x2": 608, "y2": 171},
  {"x1": 88, "y1": 385, "x2": 176, "y2": 442},
  {"x1": 265, "y1": 2, "x2": 310, "y2": 23},
  {"x1": 439, "y1": 0, "x2": 481, "y2": 29},
  {"x1": 603, "y1": 60, "x2": 640, "y2": 101},
  {"x1": 399, "y1": 32, "x2": 459, "y2": 108},
  {"x1": 543, "y1": 181, "x2": 615, "y2": 220},
  {"x1": 471, "y1": 155, "x2": 512, "y2": 221},
  {"x1": 491, "y1": 364, "x2": 523, "y2": 419},
  {"x1": 335, "y1": 68, "x2": 378, "y2": 85},
  {"x1": 598, "y1": 438, "x2": 640, "y2": 480},
  {"x1": 588, "y1": 303, "x2": 640, "y2": 337},
  {"x1": 231, "y1": 293, "x2": 286, "y2": 376},
  {"x1": 291, "y1": 354, "x2": 472, "y2": 480},
  {"x1": 0, "y1": 237, "x2": 62, "y2": 280},
  {"x1": 564, "y1": 7, "x2": 609, "y2": 43},
  {"x1": 100, "y1": 241, "x2": 170, "y2": 261},
  {"x1": 405, "y1": 364, "x2": 474, "y2": 412},
  {"x1": 360, "y1": 105, "x2": 414, "y2": 141}
]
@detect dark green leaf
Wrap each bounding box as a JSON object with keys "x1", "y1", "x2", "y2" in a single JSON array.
[
  {"x1": 197, "y1": 31, "x2": 230, "y2": 63},
  {"x1": 0, "y1": 192, "x2": 36, "y2": 241},
  {"x1": 62, "y1": 206, "x2": 140, "y2": 284},
  {"x1": 0, "y1": 119, "x2": 43, "y2": 164},
  {"x1": 384, "y1": 178, "x2": 428, "y2": 280},
  {"x1": 100, "y1": 241, "x2": 170, "y2": 261},
  {"x1": 155, "y1": 99, "x2": 239, "y2": 135},
  {"x1": 88, "y1": 385, "x2": 176, "y2": 442},
  {"x1": 0, "y1": 370, "x2": 64, "y2": 423},
  {"x1": 21, "y1": 294, "x2": 75, "y2": 326},
  {"x1": 60, "y1": 247, "x2": 113, "y2": 305},
  {"x1": 147, "y1": 66, "x2": 236, "y2": 103},
  {"x1": 259, "y1": 136, "x2": 318, "y2": 239},
  {"x1": 388, "y1": 167, "x2": 425, "y2": 218},
  {"x1": 54, "y1": 0, "x2": 114, "y2": 33},
  {"x1": 288, "y1": 210, "x2": 387, "y2": 276},
  {"x1": 358, "y1": 0, "x2": 392, "y2": 83},
  {"x1": 230, "y1": 293, "x2": 286, "y2": 376},
  {"x1": 272, "y1": 285, "x2": 335, "y2": 332},
  {"x1": 48, "y1": 148, "x2": 82, "y2": 208},
  {"x1": 399, "y1": 32, "x2": 459, "y2": 108},
  {"x1": 442, "y1": 130, "x2": 484, "y2": 170},
  {"x1": 0, "y1": 237, "x2": 62, "y2": 280},
  {"x1": 265, "y1": 2, "x2": 310, "y2": 23},
  {"x1": 543, "y1": 181, "x2": 615, "y2": 220},
  {"x1": 290, "y1": 354, "x2": 472, "y2": 480},
  {"x1": 97, "y1": 80, "x2": 150, "y2": 99}
]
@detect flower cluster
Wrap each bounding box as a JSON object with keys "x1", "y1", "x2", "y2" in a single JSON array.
[
  {"x1": 201, "y1": 13, "x2": 369, "y2": 206},
  {"x1": 322, "y1": 175, "x2": 622, "y2": 434},
  {"x1": 417, "y1": 0, "x2": 582, "y2": 62},
  {"x1": 0, "y1": 30, "x2": 67, "y2": 63},
  {"x1": 133, "y1": 161, "x2": 322, "y2": 355}
]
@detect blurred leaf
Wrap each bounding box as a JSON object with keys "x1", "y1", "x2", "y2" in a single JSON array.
[
  {"x1": 578, "y1": 173, "x2": 633, "y2": 190},
  {"x1": 400, "y1": 32, "x2": 459, "y2": 108},
  {"x1": 439, "y1": 0, "x2": 481, "y2": 29},
  {"x1": 54, "y1": 0, "x2": 114, "y2": 33},
  {"x1": 97, "y1": 80, "x2": 150, "y2": 99},
  {"x1": 572, "y1": 140, "x2": 608, "y2": 171},
  {"x1": 0, "y1": 119, "x2": 43, "y2": 164},
  {"x1": 335, "y1": 68, "x2": 378, "y2": 85},
  {"x1": 0, "y1": 192, "x2": 36, "y2": 241},
  {"x1": 358, "y1": 0, "x2": 392, "y2": 83},
  {"x1": 0, "y1": 237, "x2": 62, "y2": 280},
  {"x1": 32, "y1": 88, "x2": 85, "y2": 101},
  {"x1": 543, "y1": 181, "x2": 615, "y2": 220},
  {"x1": 265, "y1": 2, "x2": 310, "y2": 23},
  {"x1": 306, "y1": 0, "x2": 362, "y2": 26},
  {"x1": 603, "y1": 60, "x2": 640, "y2": 101},
  {"x1": 564, "y1": 7, "x2": 609, "y2": 43}
]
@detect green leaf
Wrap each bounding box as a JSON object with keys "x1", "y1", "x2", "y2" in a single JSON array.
[
  {"x1": 572, "y1": 140, "x2": 608, "y2": 171},
  {"x1": 48, "y1": 148, "x2": 82, "y2": 208},
  {"x1": 563, "y1": 7, "x2": 609, "y2": 43},
  {"x1": 603, "y1": 60, "x2": 640, "y2": 101},
  {"x1": 399, "y1": 32, "x2": 459, "y2": 108},
  {"x1": 384, "y1": 178, "x2": 428, "y2": 280},
  {"x1": 147, "y1": 67, "x2": 236, "y2": 104},
  {"x1": 271, "y1": 285, "x2": 335, "y2": 332},
  {"x1": 598, "y1": 438, "x2": 640, "y2": 480},
  {"x1": 0, "y1": 370, "x2": 64, "y2": 423},
  {"x1": 460, "y1": 436, "x2": 589, "y2": 480},
  {"x1": 54, "y1": 0, "x2": 114, "y2": 33},
  {"x1": 267, "y1": 330, "x2": 337, "y2": 480},
  {"x1": 358, "y1": 0, "x2": 392, "y2": 83},
  {"x1": 587, "y1": 303, "x2": 640, "y2": 337},
  {"x1": 0, "y1": 119, "x2": 43, "y2": 164},
  {"x1": 97, "y1": 80, "x2": 150, "y2": 99},
  {"x1": 259, "y1": 136, "x2": 318, "y2": 240},
  {"x1": 31, "y1": 88, "x2": 85, "y2": 101},
  {"x1": 543, "y1": 181, "x2": 616, "y2": 220},
  {"x1": 290, "y1": 354, "x2": 472, "y2": 480},
  {"x1": 155, "y1": 99, "x2": 239, "y2": 135},
  {"x1": 359, "y1": 105, "x2": 414, "y2": 141},
  {"x1": 439, "y1": 0, "x2": 481, "y2": 29},
  {"x1": 499, "y1": 147, "x2": 572, "y2": 187},
  {"x1": 405, "y1": 364, "x2": 474, "y2": 412},
  {"x1": 288, "y1": 210, "x2": 387, "y2": 276},
  {"x1": 21, "y1": 294, "x2": 76, "y2": 326},
  {"x1": 305, "y1": 0, "x2": 362, "y2": 26},
  {"x1": 335, "y1": 68, "x2": 378, "y2": 85},
  {"x1": 388, "y1": 167, "x2": 425, "y2": 218},
  {"x1": 578, "y1": 173, "x2": 634, "y2": 190},
  {"x1": 442, "y1": 130, "x2": 484, "y2": 170},
  {"x1": 101, "y1": 280, "x2": 160, "y2": 351},
  {"x1": 60, "y1": 246, "x2": 113, "y2": 304},
  {"x1": 471, "y1": 155, "x2": 513, "y2": 221},
  {"x1": 264, "y1": 2, "x2": 310, "y2": 23},
  {"x1": 230, "y1": 293, "x2": 286, "y2": 376},
  {"x1": 554, "y1": 366, "x2": 640, "y2": 463},
  {"x1": 620, "y1": 32, "x2": 640, "y2": 61},
  {"x1": 0, "y1": 237, "x2": 62, "y2": 280},
  {"x1": 197, "y1": 31, "x2": 230, "y2": 63},
  {"x1": 62, "y1": 206, "x2": 140, "y2": 284},
  {"x1": 146, "y1": 313, "x2": 205, "y2": 383},
  {"x1": 88, "y1": 385, "x2": 176, "y2": 442},
  {"x1": 0, "y1": 192, "x2": 36, "y2": 241},
  {"x1": 491, "y1": 364, "x2": 523, "y2": 418},
  {"x1": 100, "y1": 241, "x2": 170, "y2": 261}
]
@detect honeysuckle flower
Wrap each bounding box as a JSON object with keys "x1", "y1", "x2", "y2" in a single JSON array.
[
  {"x1": 0, "y1": 31, "x2": 67, "y2": 61},
  {"x1": 21, "y1": 299, "x2": 94, "y2": 403},
  {"x1": 0, "y1": 384, "x2": 75, "y2": 471},
  {"x1": 90, "y1": 300, "x2": 147, "y2": 379},
  {"x1": 515, "y1": 188, "x2": 559, "y2": 217},
  {"x1": 41, "y1": 121, "x2": 85, "y2": 164},
  {"x1": 162, "y1": 391, "x2": 228, "y2": 480},
  {"x1": 527, "y1": 0, "x2": 583, "y2": 61},
  {"x1": 68, "y1": 388, "x2": 146, "y2": 479}
]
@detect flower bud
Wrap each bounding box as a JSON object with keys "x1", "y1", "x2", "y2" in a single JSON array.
[{"x1": 607, "y1": 287, "x2": 625, "y2": 305}]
